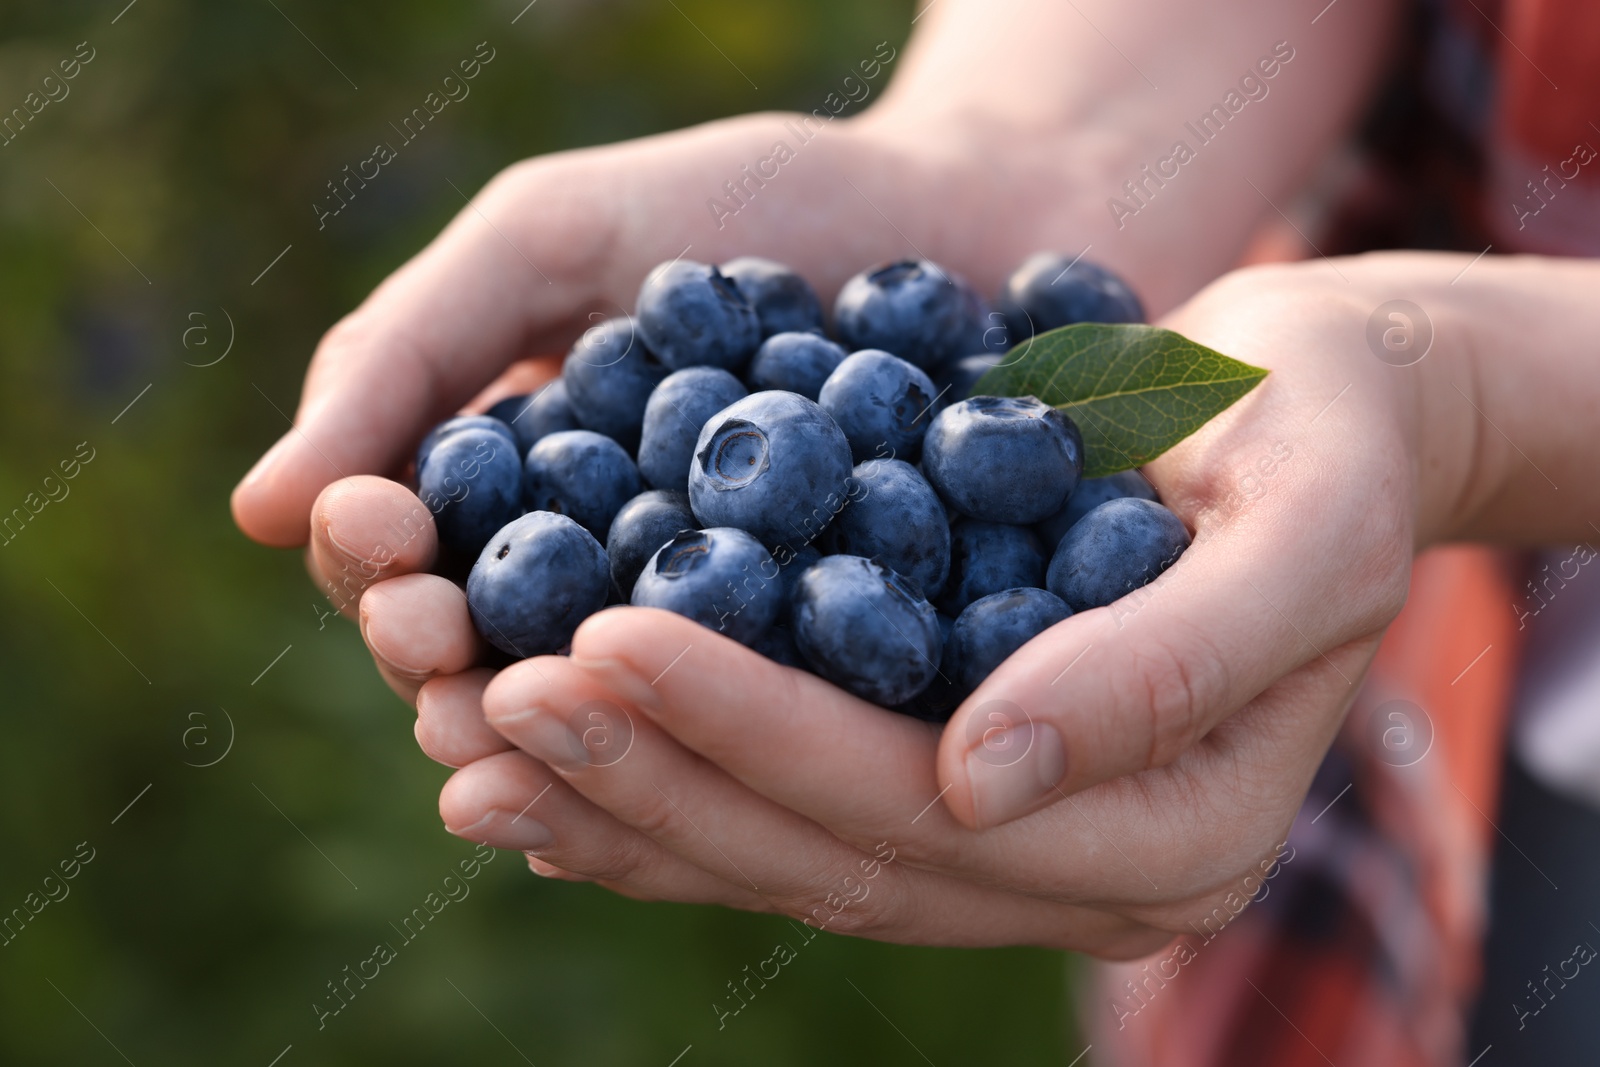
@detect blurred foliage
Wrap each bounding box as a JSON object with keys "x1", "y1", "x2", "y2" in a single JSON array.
[{"x1": 0, "y1": 1, "x2": 1081, "y2": 1063}]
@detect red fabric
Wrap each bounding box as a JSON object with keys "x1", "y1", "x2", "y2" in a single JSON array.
[
  {"x1": 1088, "y1": 549, "x2": 1523, "y2": 1067},
  {"x1": 1494, "y1": 0, "x2": 1600, "y2": 173}
]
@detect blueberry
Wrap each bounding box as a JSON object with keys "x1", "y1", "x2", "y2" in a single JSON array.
[
  {"x1": 721, "y1": 256, "x2": 825, "y2": 337},
  {"x1": 687, "y1": 391, "x2": 854, "y2": 551},
  {"x1": 1035, "y1": 470, "x2": 1159, "y2": 552},
  {"x1": 936, "y1": 352, "x2": 1005, "y2": 404},
  {"x1": 605, "y1": 489, "x2": 697, "y2": 600},
  {"x1": 791, "y1": 555, "x2": 943, "y2": 706},
  {"x1": 561, "y1": 316, "x2": 668, "y2": 451},
  {"x1": 937, "y1": 519, "x2": 1046, "y2": 615},
  {"x1": 637, "y1": 367, "x2": 748, "y2": 492},
  {"x1": 417, "y1": 414, "x2": 517, "y2": 470},
  {"x1": 631, "y1": 527, "x2": 781, "y2": 646},
  {"x1": 817, "y1": 349, "x2": 940, "y2": 463},
  {"x1": 1046, "y1": 497, "x2": 1190, "y2": 613},
  {"x1": 833, "y1": 259, "x2": 990, "y2": 372},
  {"x1": 635, "y1": 259, "x2": 761, "y2": 372},
  {"x1": 487, "y1": 380, "x2": 580, "y2": 456},
  {"x1": 894, "y1": 613, "x2": 962, "y2": 722},
  {"x1": 826, "y1": 459, "x2": 949, "y2": 598},
  {"x1": 751, "y1": 624, "x2": 807, "y2": 669},
  {"x1": 745, "y1": 332, "x2": 847, "y2": 401},
  {"x1": 467, "y1": 511, "x2": 609, "y2": 657},
  {"x1": 947, "y1": 588, "x2": 1071, "y2": 692},
  {"x1": 998, "y1": 254, "x2": 1144, "y2": 347},
  {"x1": 415, "y1": 427, "x2": 523, "y2": 558},
  {"x1": 922, "y1": 396, "x2": 1083, "y2": 523},
  {"x1": 523, "y1": 430, "x2": 643, "y2": 537}
]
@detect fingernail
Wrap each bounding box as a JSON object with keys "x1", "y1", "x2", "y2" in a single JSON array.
[
  {"x1": 526, "y1": 855, "x2": 590, "y2": 881},
  {"x1": 445, "y1": 810, "x2": 556, "y2": 852},
  {"x1": 324, "y1": 523, "x2": 375, "y2": 570},
  {"x1": 964, "y1": 722, "x2": 1066, "y2": 828}
]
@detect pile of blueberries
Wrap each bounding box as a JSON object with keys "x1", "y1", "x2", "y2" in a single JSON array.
[{"x1": 413, "y1": 253, "x2": 1189, "y2": 720}]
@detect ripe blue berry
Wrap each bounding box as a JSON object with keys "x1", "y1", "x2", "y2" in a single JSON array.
[
  {"x1": 637, "y1": 367, "x2": 748, "y2": 493},
  {"x1": 947, "y1": 588, "x2": 1071, "y2": 692},
  {"x1": 1035, "y1": 470, "x2": 1159, "y2": 552},
  {"x1": 937, "y1": 519, "x2": 1047, "y2": 615},
  {"x1": 631, "y1": 527, "x2": 781, "y2": 646},
  {"x1": 467, "y1": 511, "x2": 609, "y2": 657},
  {"x1": 415, "y1": 426, "x2": 523, "y2": 559},
  {"x1": 826, "y1": 459, "x2": 950, "y2": 598},
  {"x1": 687, "y1": 391, "x2": 854, "y2": 551},
  {"x1": 998, "y1": 253, "x2": 1144, "y2": 347},
  {"x1": 833, "y1": 259, "x2": 990, "y2": 372},
  {"x1": 817, "y1": 349, "x2": 940, "y2": 463},
  {"x1": 561, "y1": 316, "x2": 668, "y2": 451},
  {"x1": 487, "y1": 381, "x2": 580, "y2": 456},
  {"x1": 791, "y1": 555, "x2": 943, "y2": 706},
  {"x1": 745, "y1": 332, "x2": 847, "y2": 401},
  {"x1": 635, "y1": 260, "x2": 761, "y2": 372},
  {"x1": 605, "y1": 489, "x2": 697, "y2": 601},
  {"x1": 523, "y1": 430, "x2": 642, "y2": 538},
  {"x1": 417, "y1": 414, "x2": 517, "y2": 470},
  {"x1": 1047, "y1": 497, "x2": 1190, "y2": 613},
  {"x1": 721, "y1": 256, "x2": 824, "y2": 337},
  {"x1": 922, "y1": 396, "x2": 1083, "y2": 523}
]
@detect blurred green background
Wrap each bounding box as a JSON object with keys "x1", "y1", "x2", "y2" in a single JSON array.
[{"x1": 0, "y1": 1, "x2": 1081, "y2": 1063}]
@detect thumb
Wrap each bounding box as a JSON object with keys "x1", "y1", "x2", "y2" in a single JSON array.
[
  {"x1": 231, "y1": 160, "x2": 607, "y2": 547},
  {"x1": 935, "y1": 494, "x2": 1408, "y2": 829}
]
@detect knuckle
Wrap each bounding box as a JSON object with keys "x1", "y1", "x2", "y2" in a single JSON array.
[
  {"x1": 768, "y1": 872, "x2": 906, "y2": 938},
  {"x1": 625, "y1": 787, "x2": 688, "y2": 842},
  {"x1": 473, "y1": 157, "x2": 617, "y2": 291},
  {"x1": 1132, "y1": 629, "x2": 1229, "y2": 768},
  {"x1": 311, "y1": 309, "x2": 379, "y2": 368},
  {"x1": 565, "y1": 831, "x2": 657, "y2": 886}
]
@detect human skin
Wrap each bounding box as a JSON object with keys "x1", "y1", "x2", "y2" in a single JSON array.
[{"x1": 231, "y1": 1, "x2": 1600, "y2": 950}]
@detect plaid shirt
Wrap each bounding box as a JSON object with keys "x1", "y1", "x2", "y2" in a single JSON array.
[{"x1": 1085, "y1": 0, "x2": 1600, "y2": 1061}]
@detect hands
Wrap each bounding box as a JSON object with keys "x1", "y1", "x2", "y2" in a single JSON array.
[
  {"x1": 229, "y1": 0, "x2": 1600, "y2": 950},
  {"x1": 279, "y1": 247, "x2": 1581, "y2": 955},
  {"x1": 426, "y1": 256, "x2": 1449, "y2": 954}
]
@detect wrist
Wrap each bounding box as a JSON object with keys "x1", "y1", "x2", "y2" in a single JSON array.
[{"x1": 1421, "y1": 254, "x2": 1600, "y2": 544}]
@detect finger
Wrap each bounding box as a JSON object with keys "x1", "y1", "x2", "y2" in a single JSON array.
[
  {"x1": 358, "y1": 572, "x2": 483, "y2": 703},
  {"x1": 565, "y1": 608, "x2": 1157, "y2": 902},
  {"x1": 440, "y1": 749, "x2": 772, "y2": 911},
  {"x1": 565, "y1": 607, "x2": 1358, "y2": 912},
  {"x1": 415, "y1": 669, "x2": 513, "y2": 768},
  {"x1": 482, "y1": 654, "x2": 862, "y2": 910},
  {"x1": 306, "y1": 476, "x2": 438, "y2": 621},
  {"x1": 569, "y1": 608, "x2": 946, "y2": 843},
  {"x1": 480, "y1": 653, "x2": 1162, "y2": 950}
]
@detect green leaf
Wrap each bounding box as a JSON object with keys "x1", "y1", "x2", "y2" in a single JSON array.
[{"x1": 973, "y1": 323, "x2": 1268, "y2": 478}]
